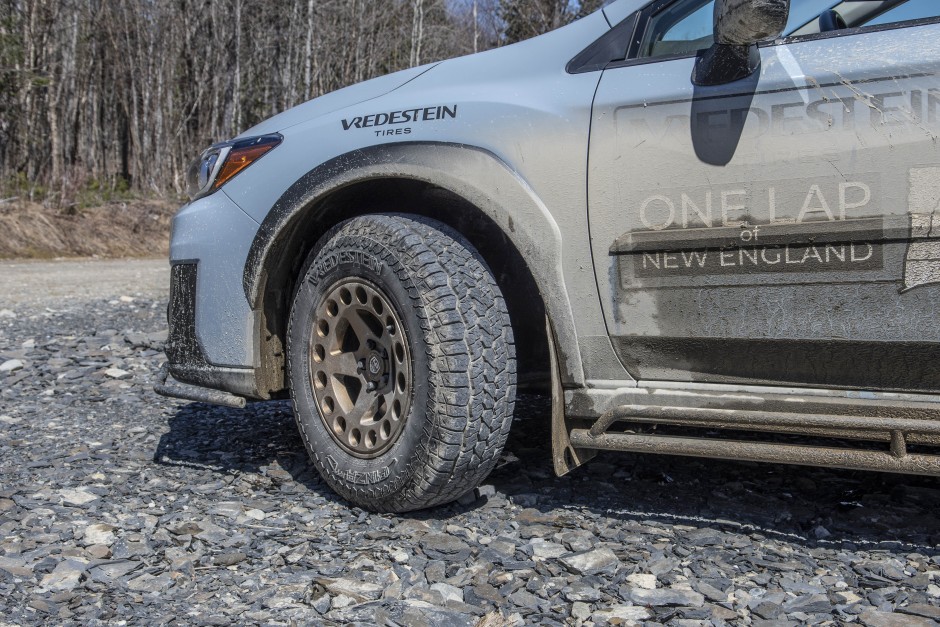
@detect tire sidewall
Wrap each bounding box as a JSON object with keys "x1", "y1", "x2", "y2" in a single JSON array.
[{"x1": 288, "y1": 228, "x2": 431, "y2": 502}]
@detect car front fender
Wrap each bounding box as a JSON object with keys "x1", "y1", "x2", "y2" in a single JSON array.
[{"x1": 243, "y1": 142, "x2": 586, "y2": 387}]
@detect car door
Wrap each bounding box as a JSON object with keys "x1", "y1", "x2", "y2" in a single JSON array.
[{"x1": 587, "y1": 0, "x2": 940, "y2": 392}]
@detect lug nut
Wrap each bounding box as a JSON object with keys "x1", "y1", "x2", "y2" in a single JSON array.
[
  {"x1": 357, "y1": 360, "x2": 365, "y2": 372},
  {"x1": 367, "y1": 382, "x2": 377, "y2": 392}
]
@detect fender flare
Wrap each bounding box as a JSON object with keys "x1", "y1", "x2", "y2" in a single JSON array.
[{"x1": 243, "y1": 142, "x2": 585, "y2": 386}]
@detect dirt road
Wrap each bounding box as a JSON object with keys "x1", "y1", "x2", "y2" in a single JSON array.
[
  {"x1": 2, "y1": 259, "x2": 940, "y2": 625},
  {"x1": 0, "y1": 258, "x2": 168, "y2": 307}
]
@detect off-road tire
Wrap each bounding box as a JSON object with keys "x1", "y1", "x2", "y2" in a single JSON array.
[{"x1": 287, "y1": 214, "x2": 516, "y2": 512}]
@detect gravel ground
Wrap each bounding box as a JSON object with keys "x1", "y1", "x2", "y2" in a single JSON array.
[{"x1": 2, "y1": 260, "x2": 940, "y2": 626}]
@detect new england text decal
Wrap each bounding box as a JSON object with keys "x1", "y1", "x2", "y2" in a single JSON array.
[
  {"x1": 612, "y1": 169, "x2": 940, "y2": 291},
  {"x1": 341, "y1": 105, "x2": 458, "y2": 137},
  {"x1": 633, "y1": 240, "x2": 881, "y2": 278},
  {"x1": 611, "y1": 177, "x2": 889, "y2": 280}
]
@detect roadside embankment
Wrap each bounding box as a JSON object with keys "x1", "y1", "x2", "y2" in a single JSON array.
[{"x1": 0, "y1": 200, "x2": 175, "y2": 259}]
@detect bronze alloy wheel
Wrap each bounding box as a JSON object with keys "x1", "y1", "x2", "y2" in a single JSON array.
[{"x1": 308, "y1": 277, "x2": 412, "y2": 459}]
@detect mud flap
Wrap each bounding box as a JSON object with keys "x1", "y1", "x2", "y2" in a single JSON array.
[{"x1": 549, "y1": 317, "x2": 596, "y2": 476}]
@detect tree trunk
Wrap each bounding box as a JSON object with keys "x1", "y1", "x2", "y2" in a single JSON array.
[{"x1": 411, "y1": 0, "x2": 425, "y2": 67}]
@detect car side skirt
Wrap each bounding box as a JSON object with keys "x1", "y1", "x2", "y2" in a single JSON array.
[{"x1": 558, "y1": 380, "x2": 940, "y2": 476}]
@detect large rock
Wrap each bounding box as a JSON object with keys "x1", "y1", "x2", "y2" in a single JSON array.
[
  {"x1": 626, "y1": 573, "x2": 657, "y2": 590},
  {"x1": 82, "y1": 523, "x2": 117, "y2": 546},
  {"x1": 213, "y1": 552, "x2": 247, "y2": 567},
  {"x1": 372, "y1": 600, "x2": 478, "y2": 627},
  {"x1": 126, "y1": 573, "x2": 175, "y2": 593},
  {"x1": 859, "y1": 609, "x2": 939, "y2": 627},
  {"x1": 629, "y1": 587, "x2": 705, "y2": 608},
  {"x1": 39, "y1": 560, "x2": 88, "y2": 592},
  {"x1": 560, "y1": 548, "x2": 621, "y2": 576},
  {"x1": 430, "y1": 582, "x2": 464, "y2": 605},
  {"x1": 898, "y1": 605, "x2": 940, "y2": 620},
  {"x1": 564, "y1": 581, "x2": 602, "y2": 602},
  {"x1": 0, "y1": 555, "x2": 32, "y2": 578},
  {"x1": 58, "y1": 488, "x2": 98, "y2": 506},
  {"x1": 104, "y1": 367, "x2": 132, "y2": 380},
  {"x1": 87, "y1": 560, "x2": 141, "y2": 584},
  {"x1": 317, "y1": 577, "x2": 384, "y2": 602},
  {"x1": 592, "y1": 606, "x2": 652, "y2": 623},
  {"x1": 421, "y1": 534, "x2": 472, "y2": 562},
  {"x1": 0, "y1": 359, "x2": 23, "y2": 373},
  {"x1": 782, "y1": 593, "x2": 831, "y2": 615},
  {"x1": 529, "y1": 538, "x2": 568, "y2": 559}
]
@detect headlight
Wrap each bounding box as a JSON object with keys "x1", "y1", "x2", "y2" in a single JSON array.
[{"x1": 186, "y1": 133, "x2": 283, "y2": 200}]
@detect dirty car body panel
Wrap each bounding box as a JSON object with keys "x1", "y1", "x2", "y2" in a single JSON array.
[
  {"x1": 591, "y1": 14, "x2": 940, "y2": 392},
  {"x1": 160, "y1": 0, "x2": 940, "y2": 506}
]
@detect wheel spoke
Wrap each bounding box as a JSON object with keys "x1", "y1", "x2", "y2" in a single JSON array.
[
  {"x1": 348, "y1": 388, "x2": 379, "y2": 428},
  {"x1": 328, "y1": 350, "x2": 360, "y2": 378},
  {"x1": 345, "y1": 307, "x2": 381, "y2": 347}
]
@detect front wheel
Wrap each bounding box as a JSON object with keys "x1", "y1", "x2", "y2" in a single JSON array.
[{"x1": 287, "y1": 214, "x2": 516, "y2": 512}]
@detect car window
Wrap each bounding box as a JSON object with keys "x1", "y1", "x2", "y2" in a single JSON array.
[
  {"x1": 632, "y1": 0, "x2": 938, "y2": 64},
  {"x1": 790, "y1": 0, "x2": 940, "y2": 36},
  {"x1": 638, "y1": 0, "x2": 715, "y2": 59},
  {"x1": 638, "y1": 0, "x2": 838, "y2": 60},
  {"x1": 863, "y1": 0, "x2": 939, "y2": 26}
]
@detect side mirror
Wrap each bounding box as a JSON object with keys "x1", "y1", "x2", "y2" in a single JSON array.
[{"x1": 692, "y1": 0, "x2": 790, "y2": 86}]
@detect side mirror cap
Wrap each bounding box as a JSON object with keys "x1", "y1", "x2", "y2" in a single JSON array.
[
  {"x1": 693, "y1": 0, "x2": 790, "y2": 86},
  {"x1": 715, "y1": 0, "x2": 790, "y2": 46}
]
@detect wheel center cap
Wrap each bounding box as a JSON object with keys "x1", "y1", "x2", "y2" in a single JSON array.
[{"x1": 366, "y1": 350, "x2": 385, "y2": 381}]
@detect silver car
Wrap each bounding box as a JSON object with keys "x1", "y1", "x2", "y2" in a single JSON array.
[{"x1": 157, "y1": 0, "x2": 940, "y2": 512}]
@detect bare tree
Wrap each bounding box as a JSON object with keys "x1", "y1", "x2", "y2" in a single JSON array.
[{"x1": 0, "y1": 0, "x2": 596, "y2": 204}]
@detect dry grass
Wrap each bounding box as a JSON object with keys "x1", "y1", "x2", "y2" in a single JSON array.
[{"x1": 0, "y1": 200, "x2": 176, "y2": 259}]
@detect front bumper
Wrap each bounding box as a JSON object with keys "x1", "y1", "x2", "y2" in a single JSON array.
[
  {"x1": 159, "y1": 191, "x2": 268, "y2": 401},
  {"x1": 162, "y1": 261, "x2": 261, "y2": 399}
]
